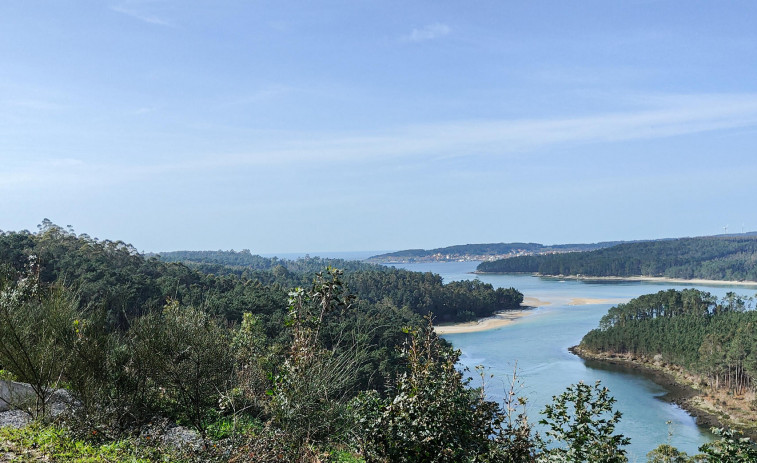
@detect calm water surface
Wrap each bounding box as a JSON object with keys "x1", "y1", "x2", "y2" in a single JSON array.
[{"x1": 389, "y1": 261, "x2": 757, "y2": 461}]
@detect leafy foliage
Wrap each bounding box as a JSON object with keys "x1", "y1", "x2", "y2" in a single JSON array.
[
  {"x1": 646, "y1": 444, "x2": 698, "y2": 463},
  {"x1": 0, "y1": 423, "x2": 189, "y2": 462},
  {"x1": 0, "y1": 257, "x2": 79, "y2": 418},
  {"x1": 351, "y1": 318, "x2": 535, "y2": 463},
  {"x1": 132, "y1": 300, "x2": 235, "y2": 439},
  {"x1": 698, "y1": 428, "x2": 757, "y2": 462},
  {"x1": 538, "y1": 381, "x2": 630, "y2": 463},
  {"x1": 268, "y1": 269, "x2": 363, "y2": 446}
]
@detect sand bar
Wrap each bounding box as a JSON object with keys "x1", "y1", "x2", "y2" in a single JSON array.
[
  {"x1": 541, "y1": 274, "x2": 757, "y2": 287},
  {"x1": 522, "y1": 296, "x2": 551, "y2": 307},
  {"x1": 568, "y1": 297, "x2": 613, "y2": 305},
  {"x1": 434, "y1": 309, "x2": 531, "y2": 335}
]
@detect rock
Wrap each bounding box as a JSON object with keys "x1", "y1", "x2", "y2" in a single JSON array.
[
  {"x1": 0, "y1": 410, "x2": 32, "y2": 429},
  {"x1": 139, "y1": 417, "x2": 204, "y2": 451},
  {"x1": 0, "y1": 380, "x2": 35, "y2": 412},
  {"x1": 162, "y1": 425, "x2": 203, "y2": 451},
  {"x1": 0, "y1": 380, "x2": 74, "y2": 417}
]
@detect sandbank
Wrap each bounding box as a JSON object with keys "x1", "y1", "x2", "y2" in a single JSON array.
[
  {"x1": 568, "y1": 297, "x2": 613, "y2": 305},
  {"x1": 434, "y1": 309, "x2": 531, "y2": 335},
  {"x1": 522, "y1": 296, "x2": 551, "y2": 307},
  {"x1": 542, "y1": 274, "x2": 757, "y2": 287}
]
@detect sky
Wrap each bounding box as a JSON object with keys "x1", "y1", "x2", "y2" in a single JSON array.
[{"x1": 2, "y1": 1, "x2": 757, "y2": 254}]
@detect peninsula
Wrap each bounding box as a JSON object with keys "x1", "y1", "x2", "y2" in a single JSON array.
[
  {"x1": 477, "y1": 233, "x2": 757, "y2": 282},
  {"x1": 366, "y1": 240, "x2": 629, "y2": 264}
]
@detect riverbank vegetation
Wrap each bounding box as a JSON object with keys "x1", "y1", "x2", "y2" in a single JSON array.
[
  {"x1": 477, "y1": 235, "x2": 757, "y2": 281},
  {"x1": 579, "y1": 288, "x2": 757, "y2": 438},
  {"x1": 1, "y1": 222, "x2": 756, "y2": 461}
]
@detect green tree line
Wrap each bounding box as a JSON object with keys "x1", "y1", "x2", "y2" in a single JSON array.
[
  {"x1": 477, "y1": 236, "x2": 757, "y2": 281},
  {"x1": 368, "y1": 241, "x2": 625, "y2": 262},
  {"x1": 157, "y1": 249, "x2": 523, "y2": 323},
  {"x1": 581, "y1": 289, "x2": 757, "y2": 396}
]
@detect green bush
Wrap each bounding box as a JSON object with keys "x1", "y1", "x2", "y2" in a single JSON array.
[
  {"x1": 350, "y1": 320, "x2": 521, "y2": 463},
  {"x1": 0, "y1": 259, "x2": 79, "y2": 418},
  {"x1": 268, "y1": 269, "x2": 363, "y2": 445},
  {"x1": 538, "y1": 380, "x2": 630, "y2": 463},
  {"x1": 698, "y1": 427, "x2": 757, "y2": 462},
  {"x1": 131, "y1": 300, "x2": 235, "y2": 439},
  {"x1": 0, "y1": 423, "x2": 186, "y2": 462}
]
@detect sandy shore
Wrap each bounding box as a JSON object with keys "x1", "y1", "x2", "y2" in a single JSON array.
[
  {"x1": 541, "y1": 274, "x2": 757, "y2": 287},
  {"x1": 568, "y1": 297, "x2": 628, "y2": 305},
  {"x1": 567, "y1": 297, "x2": 616, "y2": 305},
  {"x1": 522, "y1": 296, "x2": 551, "y2": 307},
  {"x1": 434, "y1": 309, "x2": 532, "y2": 334}
]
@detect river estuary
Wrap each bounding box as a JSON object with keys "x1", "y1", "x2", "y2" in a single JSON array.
[{"x1": 389, "y1": 261, "x2": 757, "y2": 461}]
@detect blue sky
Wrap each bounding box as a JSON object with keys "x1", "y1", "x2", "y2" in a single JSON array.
[{"x1": 2, "y1": 1, "x2": 757, "y2": 254}]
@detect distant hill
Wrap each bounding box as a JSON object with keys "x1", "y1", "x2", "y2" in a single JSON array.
[
  {"x1": 366, "y1": 241, "x2": 631, "y2": 263},
  {"x1": 476, "y1": 234, "x2": 757, "y2": 281}
]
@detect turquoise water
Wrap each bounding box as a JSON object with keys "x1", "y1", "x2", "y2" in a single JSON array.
[{"x1": 389, "y1": 261, "x2": 757, "y2": 461}]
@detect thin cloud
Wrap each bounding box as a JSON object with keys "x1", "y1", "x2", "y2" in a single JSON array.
[
  {"x1": 243, "y1": 93, "x2": 757, "y2": 163},
  {"x1": 403, "y1": 23, "x2": 451, "y2": 42},
  {"x1": 141, "y1": 93, "x2": 757, "y2": 168},
  {"x1": 111, "y1": 5, "x2": 173, "y2": 27},
  {"x1": 5, "y1": 93, "x2": 757, "y2": 190}
]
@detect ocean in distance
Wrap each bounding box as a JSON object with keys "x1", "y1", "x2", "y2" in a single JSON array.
[{"x1": 388, "y1": 261, "x2": 757, "y2": 461}]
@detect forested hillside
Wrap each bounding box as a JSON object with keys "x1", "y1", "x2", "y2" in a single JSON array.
[
  {"x1": 580, "y1": 289, "x2": 757, "y2": 426},
  {"x1": 158, "y1": 249, "x2": 380, "y2": 274},
  {"x1": 477, "y1": 236, "x2": 757, "y2": 281},
  {"x1": 157, "y1": 249, "x2": 523, "y2": 323},
  {"x1": 367, "y1": 240, "x2": 627, "y2": 263}
]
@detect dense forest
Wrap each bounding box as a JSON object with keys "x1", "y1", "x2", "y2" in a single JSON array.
[
  {"x1": 477, "y1": 235, "x2": 757, "y2": 281},
  {"x1": 156, "y1": 249, "x2": 523, "y2": 323},
  {"x1": 367, "y1": 240, "x2": 629, "y2": 263},
  {"x1": 1, "y1": 222, "x2": 755, "y2": 462},
  {"x1": 157, "y1": 249, "x2": 381, "y2": 274},
  {"x1": 581, "y1": 289, "x2": 757, "y2": 399}
]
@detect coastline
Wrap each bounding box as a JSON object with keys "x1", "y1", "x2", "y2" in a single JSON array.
[
  {"x1": 552, "y1": 275, "x2": 757, "y2": 287},
  {"x1": 567, "y1": 297, "x2": 617, "y2": 305},
  {"x1": 434, "y1": 295, "x2": 619, "y2": 335},
  {"x1": 475, "y1": 273, "x2": 757, "y2": 287},
  {"x1": 434, "y1": 307, "x2": 537, "y2": 335},
  {"x1": 569, "y1": 346, "x2": 757, "y2": 440}
]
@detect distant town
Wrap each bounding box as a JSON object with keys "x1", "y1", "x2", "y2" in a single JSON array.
[{"x1": 365, "y1": 241, "x2": 627, "y2": 264}]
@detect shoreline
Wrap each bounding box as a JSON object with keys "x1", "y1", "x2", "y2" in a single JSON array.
[
  {"x1": 434, "y1": 308, "x2": 534, "y2": 335},
  {"x1": 569, "y1": 346, "x2": 757, "y2": 441},
  {"x1": 434, "y1": 295, "x2": 620, "y2": 335},
  {"x1": 474, "y1": 272, "x2": 757, "y2": 287},
  {"x1": 567, "y1": 297, "x2": 618, "y2": 305}
]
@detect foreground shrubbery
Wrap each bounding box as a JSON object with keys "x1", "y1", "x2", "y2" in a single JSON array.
[{"x1": 0, "y1": 423, "x2": 188, "y2": 462}]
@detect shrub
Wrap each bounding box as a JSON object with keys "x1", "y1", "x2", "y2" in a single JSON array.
[
  {"x1": 132, "y1": 300, "x2": 235, "y2": 440},
  {"x1": 351, "y1": 319, "x2": 511, "y2": 463},
  {"x1": 698, "y1": 427, "x2": 757, "y2": 462},
  {"x1": 0, "y1": 258, "x2": 78, "y2": 418},
  {"x1": 268, "y1": 268, "x2": 362, "y2": 446},
  {"x1": 538, "y1": 380, "x2": 630, "y2": 463}
]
